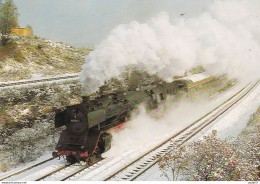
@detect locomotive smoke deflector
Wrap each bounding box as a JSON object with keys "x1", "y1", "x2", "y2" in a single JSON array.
[{"x1": 55, "y1": 111, "x2": 66, "y2": 128}]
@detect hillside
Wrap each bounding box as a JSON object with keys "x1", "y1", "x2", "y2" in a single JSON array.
[{"x1": 0, "y1": 35, "x2": 91, "y2": 82}]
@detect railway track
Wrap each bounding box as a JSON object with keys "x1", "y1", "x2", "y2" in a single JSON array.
[
  {"x1": 0, "y1": 157, "x2": 54, "y2": 181},
  {"x1": 0, "y1": 156, "x2": 103, "y2": 181},
  {"x1": 0, "y1": 74, "x2": 79, "y2": 88},
  {"x1": 35, "y1": 158, "x2": 104, "y2": 181},
  {"x1": 35, "y1": 165, "x2": 68, "y2": 181},
  {"x1": 103, "y1": 81, "x2": 258, "y2": 181},
  {"x1": 59, "y1": 158, "x2": 104, "y2": 181}
]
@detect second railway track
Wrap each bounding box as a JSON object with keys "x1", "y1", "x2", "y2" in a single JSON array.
[
  {"x1": 36, "y1": 158, "x2": 104, "y2": 181},
  {"x1": 0, "y1": 74, "x2": 79, "y2": 88},
  {"x1": 0, "y1": 157, "x2": 55, "y2": 181}
]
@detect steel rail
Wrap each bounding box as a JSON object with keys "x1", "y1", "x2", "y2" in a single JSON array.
[
  {"x1": 35, "y1": 165, "x2": 68, "y2": 181},
  {"x1": 0, "y1": 74, "x2": 78, "y2": 88},
  {"x1": 104, "y1": 81, "x2": 258, "y2": 181},
  {"x1": 60, "y1": 165, "x2": 89, "y2": 181},
  {"x1": 60, "y1": 158, "x2": 104, "y2": 181},
  {"x1": 35, "y1": 158, "x2": 104, "y2": 181},
  {"x1": 0, "y1": 157, "x2": 54, "y2": 181}
]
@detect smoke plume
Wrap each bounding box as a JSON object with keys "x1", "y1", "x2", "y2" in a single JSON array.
[
  {"x1": 80, "y1": 0, "x2": 260, "y2": 94},
  {"x1": 102, "y1": 95, "x2": 223, "y2": 158}
]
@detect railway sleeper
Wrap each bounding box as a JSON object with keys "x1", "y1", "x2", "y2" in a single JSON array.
[
  {"x1": 179, "y1": 136, "x2": 186, "y2": 139},
  {"x1": 175, "y1": 139, "x2": 182, "y2": 142},
  {"x1": 183, "y1": 132, "x2": 192, "y2": 136},
  {"x1": 167, "y1": 145, "x2": 174, "y2": 149},
  {"x1": 142, "y1": 162, "x2": 150, "y2": 165}
]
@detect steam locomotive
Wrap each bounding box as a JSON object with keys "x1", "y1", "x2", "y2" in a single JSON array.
[{"x1": 52, "y1": 74, "x2": 221, "y2": 165}]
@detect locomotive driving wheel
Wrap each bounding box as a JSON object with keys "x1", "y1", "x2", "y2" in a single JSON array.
[
  {"x1": 66, "y1": 155, "x2": 76, "y2": 166},
  {"x1": 94, "y1": 147, "x2": 102, "y2": 158},
  {"x1": 86, "y1": 155, "x2": 95, "y2": 165}
]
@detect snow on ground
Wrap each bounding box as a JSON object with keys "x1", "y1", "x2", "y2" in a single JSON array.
[
  {"x1": 0, "y1": 151, "x2": 64, "y2": 179},
  {"x1": 202, "y1": 83, "x2": 260, "y2": 139},
  {"x1": 137, "y1": 82, "x2": 259, "y2": 181}
]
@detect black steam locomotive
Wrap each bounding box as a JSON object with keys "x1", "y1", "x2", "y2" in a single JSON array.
[
  {"x1": 52, "y1": 74, "x2": 222, "y2": 165},
  {"x1": 52, "y1": 79, "x2": 190, "y2": 165}
]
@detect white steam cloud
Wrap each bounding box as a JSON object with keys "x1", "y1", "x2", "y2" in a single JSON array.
[
  {"x1": 80, "y1": 0, "x2": 260, "y2": 93},
  {"x1": 102, "y1": 95, "x2": 224, "y2": 158}
]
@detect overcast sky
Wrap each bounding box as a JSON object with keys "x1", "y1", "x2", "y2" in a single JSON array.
[{"x1": 14, "y1": 0, "x2": 213, "y2": 48}]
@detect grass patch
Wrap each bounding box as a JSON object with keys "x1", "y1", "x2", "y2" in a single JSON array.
[{"x1": 0, "y1": 42, "x2": 25, "y2": 62}]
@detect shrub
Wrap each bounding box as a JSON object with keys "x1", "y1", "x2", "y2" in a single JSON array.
[{"x1": 159, "y1": 132, "x2": 259, "y2": 181}]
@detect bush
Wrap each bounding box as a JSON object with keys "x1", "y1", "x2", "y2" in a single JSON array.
[
  {"x1": 159, "y1": 132, "x2": 259, "y2": 181},
  {"x1": 190, "y1": 66, "x2": 205, "y2": 74},
  {"x1": 0, "y1": 41, "x2": 24, "y2": 62},
  {"x1": 36, "y1": 44, "x2": 43, "y2": 50},
  {"x1": 1, "y1": 163, "x2": 9, "y2": 172}
]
